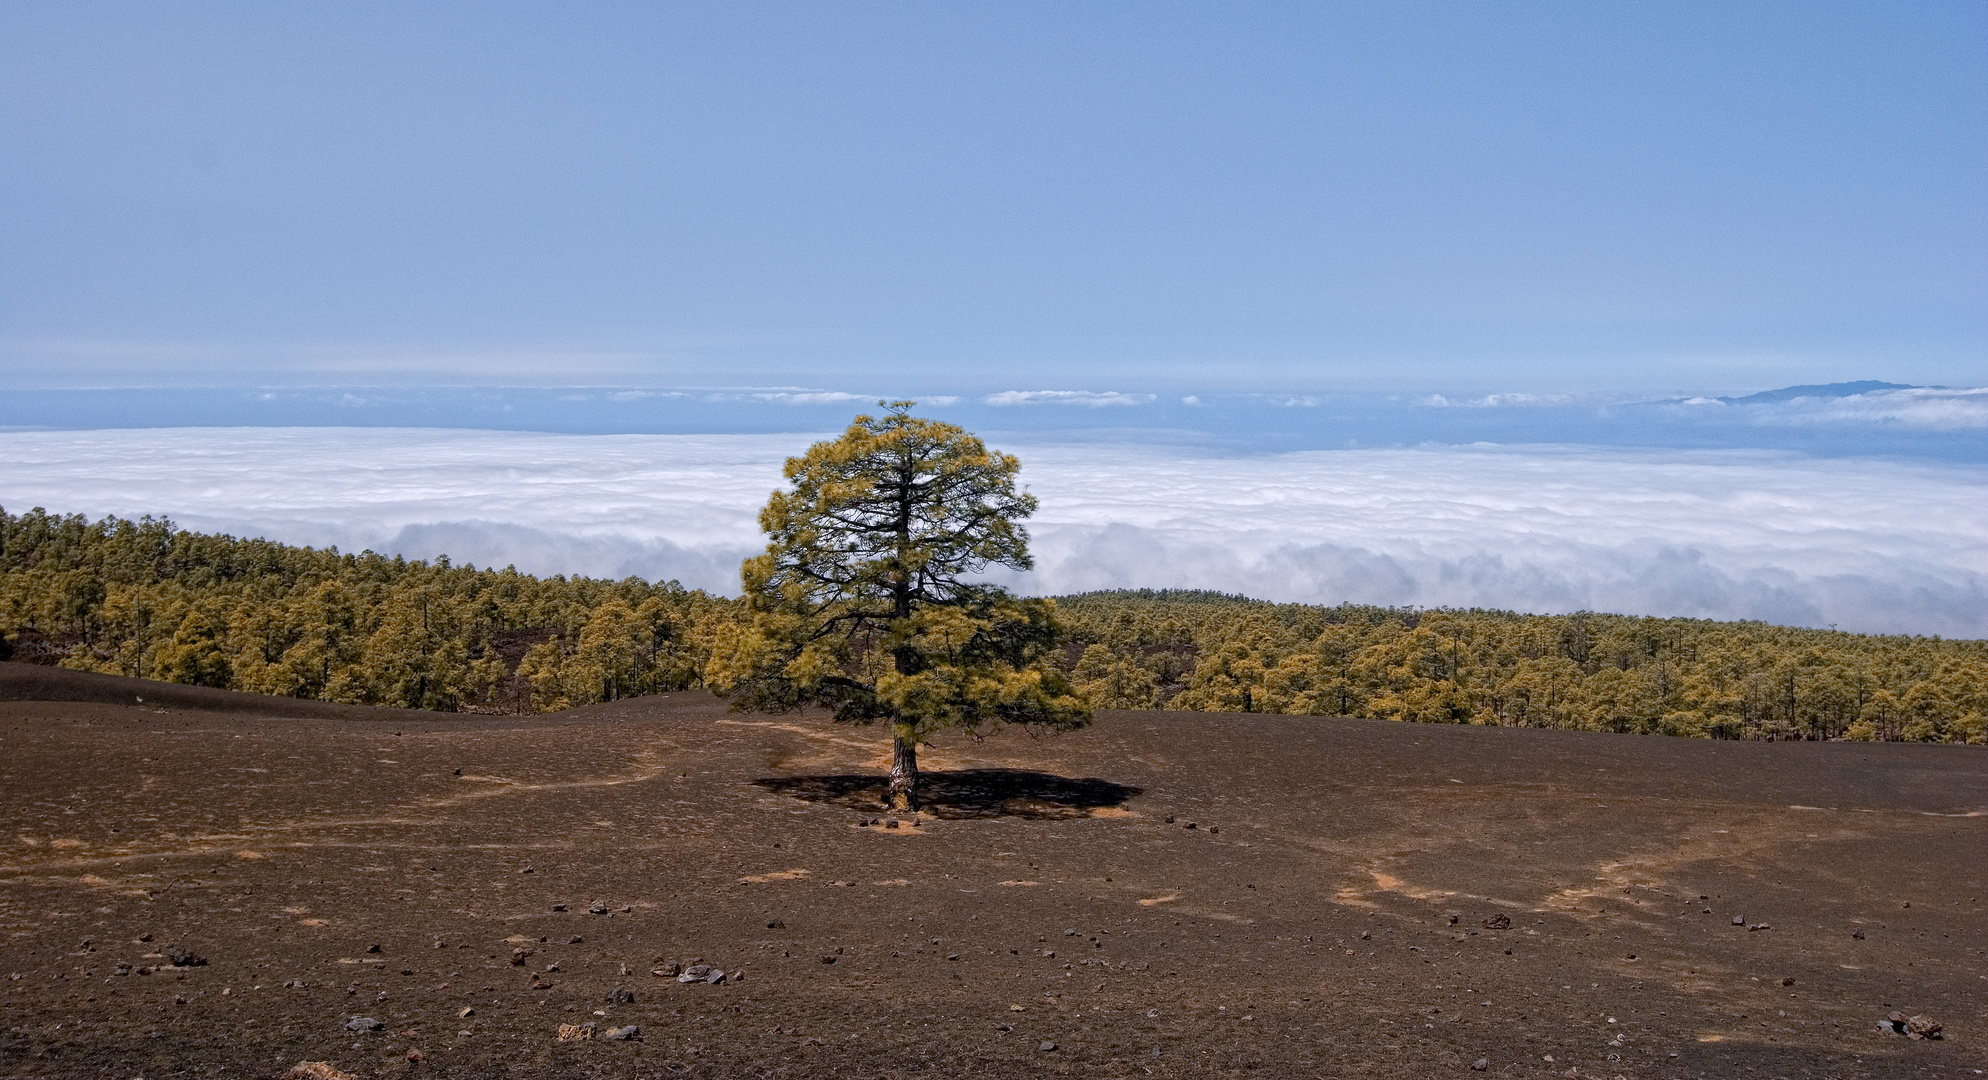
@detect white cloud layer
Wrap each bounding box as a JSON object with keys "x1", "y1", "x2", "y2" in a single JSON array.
[
  {"x1": 0, "y1": 428, "x2": 806, "y2": 590},
  {"x1": 1003, "y1": 443, "x2": 1988, "y2": 637},
  {"x1": 2, "y1": 429, "x2": 1984, "y2": 637}
]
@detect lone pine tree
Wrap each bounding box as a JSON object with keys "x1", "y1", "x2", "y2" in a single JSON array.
[{"x1": 707, "y1": 402, "x2": 1090, "y2": 811}]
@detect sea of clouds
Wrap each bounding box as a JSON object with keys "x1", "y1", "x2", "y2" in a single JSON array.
[{"x1": 3, "y1": 427, "x2": 1985, "y2": 637}]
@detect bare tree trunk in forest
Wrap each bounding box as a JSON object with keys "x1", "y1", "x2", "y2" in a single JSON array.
[{"x1": 888, "y1": 720, "x2": 920, "y2": 812}]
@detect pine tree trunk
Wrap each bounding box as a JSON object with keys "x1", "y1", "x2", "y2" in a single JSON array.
[{"x1": 888, "y1": 721, "x2": 920, "y2": 812}]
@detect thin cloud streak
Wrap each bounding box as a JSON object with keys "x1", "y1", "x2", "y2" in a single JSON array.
[
  {"x1": 1, "y1": 429, "x2": 1982, "y2": 636},
  {"x1": 984, "y1": 390, "x2": 1157, "y2": 407}
]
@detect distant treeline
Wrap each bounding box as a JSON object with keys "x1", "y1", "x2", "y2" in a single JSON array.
[
  {"x1": 2, "y1": 509, "x2": 1983, "y2": 742},
  {"x1": 0, "y1": 508, "x2": 735, "y2": 712},
  {"x1": 1057, "y1": 589, "x2": 1987, "y2": 743}
]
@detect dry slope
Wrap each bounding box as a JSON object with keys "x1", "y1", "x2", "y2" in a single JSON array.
[{"x1": 1, "y1": 662, "x2": 1983, "y2": 1078}]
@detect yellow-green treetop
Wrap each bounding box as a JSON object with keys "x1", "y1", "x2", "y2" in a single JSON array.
[{"x1": 704, "y1": 403, "x2": 1090, "y2": 810}]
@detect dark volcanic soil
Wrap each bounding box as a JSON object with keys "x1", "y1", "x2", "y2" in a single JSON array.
[{"x1": 2, "y1": 661, "x2": 1983, "y2": 1079}]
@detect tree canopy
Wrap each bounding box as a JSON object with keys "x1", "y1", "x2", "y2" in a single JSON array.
[
  {"x1": 704, "y1": 403, "x2": 1091, "y2": 809},
  {"x1": 0, "y1": 505, "x2": 727, "y2": 712},
  {"x1": 1054, "y1": 591, "x2": 1987, "y2": 743}
]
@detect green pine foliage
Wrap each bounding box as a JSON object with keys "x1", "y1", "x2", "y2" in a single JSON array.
[
  {"x1": 0, "y1": 507, "x2": 739, "y2": 712},
  {"x1": 1055, "y1": 591, "x2": 1988, "y2": 743}
]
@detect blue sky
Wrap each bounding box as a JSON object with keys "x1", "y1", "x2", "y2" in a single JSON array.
[
  {"x1": 3, "y1": 6, "x2": 1985, "y2": 630},
  {"x1": 3, "y1": 1, "x2": 1983, "y2": 399}
]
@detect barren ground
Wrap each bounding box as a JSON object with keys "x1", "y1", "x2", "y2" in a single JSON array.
[{"x1": 2, "y1": 661, "x2": 1984, "y2": 1079}]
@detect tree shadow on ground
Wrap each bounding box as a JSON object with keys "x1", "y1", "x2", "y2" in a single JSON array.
[{"x1": 753, "y1": 769, "x2": 1144, "y2": 820}]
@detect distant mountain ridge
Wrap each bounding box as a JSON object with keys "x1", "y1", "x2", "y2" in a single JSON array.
[{"x1": 1722, "y1": 381, "x2": 1925, "y2": 405}]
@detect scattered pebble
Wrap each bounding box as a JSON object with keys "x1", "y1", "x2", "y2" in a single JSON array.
[
  {"x1": 1483, "y1": 914, "x2": 1511, "y2": 930},
  {"x1": 167, "y1": 947, "x2": 206, "y2": 967},
  {"x1": 1471, "y1": 1058, "x2": 1489, "y2": 1072},
  {"x1": 556, "y1": 1023, "x2": 594, "y2": 1041},
  {"x1": 677, "y1": 964, "x2": 726, "y2": 984},
  {"x1": 605, "y1": 987, "x2": 635, "y2": 1003},
  {"x1": 602, "y1": 1024, "x2": 641, "y2": 1041},
  {"x1": 1039, "y1": 1041, "x2": 1058, "y2": 1052},
  {"x1": 344, "y1": 1017, "x2": 384, "y2": 1033},
  {"x1": 283, "y1": 1063, "x2": 360, "y2": 1080}
]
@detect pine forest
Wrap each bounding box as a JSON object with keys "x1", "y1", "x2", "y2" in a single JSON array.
[{"x1": 3, "y1": 508, "x2": 1982, "y2": 744}]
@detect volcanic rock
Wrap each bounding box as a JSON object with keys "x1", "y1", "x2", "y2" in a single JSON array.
[{"x1": 1879, "y1": 1012, "x2": 1941, "y2": 1039}]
